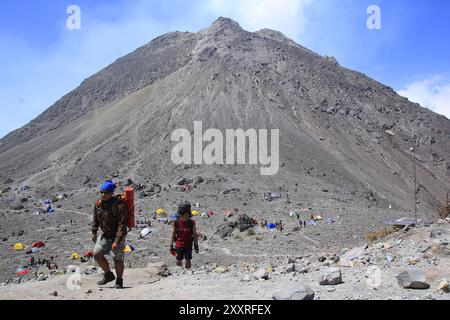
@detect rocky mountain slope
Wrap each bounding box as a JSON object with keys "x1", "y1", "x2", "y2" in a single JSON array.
[{"x1": 0, "y1": 17, "x2": 449, "y2": 296}]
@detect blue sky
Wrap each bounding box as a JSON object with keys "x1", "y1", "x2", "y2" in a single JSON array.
[{"x1": 0, "y1": 0, "x2": 449, "y2": 138}]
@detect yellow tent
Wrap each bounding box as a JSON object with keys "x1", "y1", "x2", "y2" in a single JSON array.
[
  {"x1": 13, "y1": 243, "x2": 25, "y2": 251},
  {"x1": 156, "y1": 208, "x2": 166, "y2": 215},
  {"x1": 191, "y1": 210, "x2": 201, "y2": 216},
  {"x1": 70, "y1": 252, "x2": 80, "y2": 260},
  {"x1": 124, "y1": 245, "x2": 135, "y2": 253}
]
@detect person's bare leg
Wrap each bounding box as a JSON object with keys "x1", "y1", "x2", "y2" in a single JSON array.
[
  {"x1": 94, "y1": 253, "x2": 111, "y2": 273},
  {"x1": 185, "y1": 260, "x2": 192, "y2": 269},
  {"x1": 115, "y1": 261, "x2": 124, "y2": 279}
]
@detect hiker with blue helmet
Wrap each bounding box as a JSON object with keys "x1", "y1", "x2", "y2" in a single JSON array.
[{"x1": 92, "y1": 180, "x2": 128, "y2": 289}]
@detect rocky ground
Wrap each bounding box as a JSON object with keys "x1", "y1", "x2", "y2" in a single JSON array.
[{"x1": 1, "y1": 178, "x2": 449, "y2": 300}]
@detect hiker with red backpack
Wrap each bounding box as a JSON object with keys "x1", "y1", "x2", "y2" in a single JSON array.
[
  {"x1": 92, "y1": 180, "x2": 130, "y2": 289},
  {"x1": 170, "y1": 201, "x2": 199, "y2": 269}
]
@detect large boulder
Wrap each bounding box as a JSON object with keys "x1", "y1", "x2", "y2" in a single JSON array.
[
  {"x1": 236, "y1": 214, "x2": 256, "y2": 232},
  {"x1": 273, "y1": 282, "x2": 315, "y2": 300},
  {"x1": 396, "y1": 269, "x2": 430, "y2": 289},
  {"x1": 320, "y1": 267, "x2": 343, "y2": 285}
]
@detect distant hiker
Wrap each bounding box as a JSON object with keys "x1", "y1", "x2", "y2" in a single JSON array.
[
  {"x1": 30, "y1": 257, "x2": 35, "y2": 267},
  {"x1": 170, "y1": 201, "x2": 199, "y2": 269},
  {"x1": 49, "y1": 256, "x2": 58, "y2": 270},
  {"x1": 92, "y1": 180, "x2": 128, "y2": 289},
  {"x1": 278, "y1": 220, "x2": 284, "y2": 232},
  {"x1": 303, "y1": 220, "x2": 307, "y2": 228},
  {"x1": 299, "y1": 219, "x2": 303, "y2": 228}
]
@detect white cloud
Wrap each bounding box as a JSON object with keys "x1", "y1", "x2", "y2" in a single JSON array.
[
  {"x1": 205, "y1": 0, "x2": 312, "y2": 40},
  {"x1": 398, "y1": 76, "x2": 450, "y2": 120}
]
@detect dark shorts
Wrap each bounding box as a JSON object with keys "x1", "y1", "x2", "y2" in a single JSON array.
[{"x1": 175, "y1": 247, "x2": 192, "y2": 261}]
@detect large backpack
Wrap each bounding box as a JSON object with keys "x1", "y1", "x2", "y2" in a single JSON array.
[{"x1": 96, "y1": 187, "x2": 135, "y2": 229}]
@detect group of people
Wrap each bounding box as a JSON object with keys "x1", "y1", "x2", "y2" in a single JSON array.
[
  {"x1": 28, "y1": 256, "x2": 58, "y2": 270},
  {"x1": 91, "y1": 180, "x2": 198, "y2": 289}
]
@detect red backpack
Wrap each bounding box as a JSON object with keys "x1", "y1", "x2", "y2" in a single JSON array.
[{"x1": 96, "y1": 187, "x2": 135, "y2": 229}]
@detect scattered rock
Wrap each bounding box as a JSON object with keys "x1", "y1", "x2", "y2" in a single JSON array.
[
  {"x1": 254, "y1": 268, "x2": 269, "y2": 280},
  {"x1": 146, "y1": 262, "x2": 169, "y2": 277},
  {"x1": 215, "y1": 223, "x2": 235, "y2": 239},
  {"x1": 320, "y1": 267, "x2": 343, "y2": 285},
  {"x1": 177, "y1": 177, "x2": 187, "y2": 185},
  {"x1": 223, "y1": 188, "x2": 241, "y2": 195},
  {"x1": 285, "y1": 263, "x2": 296, "y2": 273},
  {"x1": 214, "y1": 266, "x2": 228, "y2": 273},
  {"x1": 396, "y1": 269, "x2": 430, "y2": 289},
  {"x1": 339, "y1": 246, "x2": 365, "y2": 267},
  {"x1": 37, "y1": 274, "x2": 48, "y2": 281},
  {"x1": 236, "y1": 214, "x2": 256, "y2": 232},
  {"x1": 50, "y1": 291, "x2": 58, "y2": 297},
  {"x1": 272, "y1": 282, "x2": 315, "y2": 300},
  {"x1": 4, "y1": 178, "x2": 13, "y2": 184},
  {"x1": 436, "y1": 280, "x2": 449, "y2": 293},
  {"x1": 81, "y1": 176, "x2": 90, "y2": 185},
  {"x1": 12, "y1": 203, "x2": 24, "y2": 211},
  {"x1": 194, "y1": 176, "x2": 204, "y2": 185}
]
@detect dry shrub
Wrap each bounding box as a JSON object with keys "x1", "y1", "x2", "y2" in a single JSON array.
[{"x1": 365, "y1": 227, "x2": 395, "y2": 244}]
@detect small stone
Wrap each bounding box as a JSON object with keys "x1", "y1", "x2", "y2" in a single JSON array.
[
  {"x1": 272, "y1": 282, "x2": 315, "y2": 300},
  {"x1": 254, "y1": 268, "x2": 269, "y2": 280},
  {"x1": 37, "y1": 274, "x2": 48, "y2": 281},
  {"x1": 194, "y1": 176, "x2": 204, "y2": 185},
  {"x1": 285, "y1": 263, "x2": 296, "y2": 273},
  {"x1": 320, "y1": 267, "x2": 343, "y2": 286},
  {"x1": 214, "y1": 266, "x2": 228, "y2": 273},
  {"x1": 436, "y1": 280, "x2": 449, "y2": 293}
]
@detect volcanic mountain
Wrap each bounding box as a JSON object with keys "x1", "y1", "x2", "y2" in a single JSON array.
[{"x1": 1, "y1": 17, "x2": 449, "y2": 216}]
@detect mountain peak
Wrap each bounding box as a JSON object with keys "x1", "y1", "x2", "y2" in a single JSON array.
[{"x1": 210, "y1": 17, "x2": 243, "y2": 31}]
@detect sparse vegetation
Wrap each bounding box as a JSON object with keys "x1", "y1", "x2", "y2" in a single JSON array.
[
  {"x1": 438, "y1": 201, "x2": 450, "y2": 219},
  {"x1": 365, "y1": 227, "x2": 395, "y2": 244}
]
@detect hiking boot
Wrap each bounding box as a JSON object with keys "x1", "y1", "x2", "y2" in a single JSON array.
[
  {"x1": 97, "y1": 271, "x2": 115, "y2": 285},
  {"x1": 115, "y1": 278, "x2": 123, "y2": 289}
]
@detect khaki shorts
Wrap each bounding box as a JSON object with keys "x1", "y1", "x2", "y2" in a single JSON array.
[{"x1": 94, "y1": 235, "x2": 126, "y2": 262}]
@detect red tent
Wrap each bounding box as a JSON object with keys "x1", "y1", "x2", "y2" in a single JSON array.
[
  {"x1": 32, "y1": 241, "x2": 45, "y2": 248},
  {"x1": 84, "y1": 250, "x2": 94, "y2": 258},
  {"x1": 207, "y1": 210, "x2": 214, "y2": 217},
  {"x1": 16, "y1": 269, "x2": 30, "y2": 276},
  {"x1": 224, "y1": 210, "x2": 234, "y2": 218}
]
